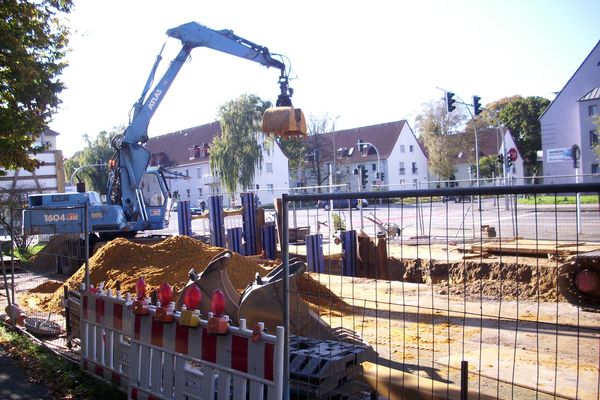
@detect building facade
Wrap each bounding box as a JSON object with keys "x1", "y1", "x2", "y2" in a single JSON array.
[
  {"x1": 145, "y1": 122, "x2": 290, "y2": 207},
  {"x1": 540, "y1": 40, "x2": 600, "y2": 183},
  {"x1": 297, "y1": 120, "x2": 429, "y2": 192}
]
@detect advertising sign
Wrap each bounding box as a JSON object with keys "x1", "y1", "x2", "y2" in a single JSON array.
[{"x1": 546, "y1": 147, "x2": 573, "y2": 163}]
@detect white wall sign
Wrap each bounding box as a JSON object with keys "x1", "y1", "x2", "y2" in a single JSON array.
[{"x1": 546, "y1": 147, "x2": 573, "y2": 163}]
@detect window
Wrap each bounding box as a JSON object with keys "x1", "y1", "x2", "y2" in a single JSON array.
[
  {"x1": 591, "y1": 130, "x2": 599, "y2": 147},
  {"x1": 400, "y1": 145, "x2": 405, "y2": 153},
  {"x1": 267, "y1": 184, "x2": 274, "y2": 193},
  {"x1": 592, "y1": 164, "x2": 599, "y2": 174},
  {"x1": 266, "y1": 163, "x2": 273, "y2": 173},
  {"x1": 409, "y1": 145, "x2": 414, "y2": 152},
  {"x1": 372, "y1": 163, "x2": 376, "y2": 171},
  {"x1": 589, "y1": 105, "x2": 599, "y2": 117},
  {"x1": 399, "y1": 162, "x2": 405, "y2": 175},
  {"x1": 399, "y1": 179, "x2": 405, "y2": 186},
  {"x1": 197, "y1": 188, "x2": 203, "y2": 197},
  {"x1": 196, "y1": 167, "x2": 202, "y2": 178},
  {"x1": 412, "y1": 162, "x2": 418, "y2": 174}
]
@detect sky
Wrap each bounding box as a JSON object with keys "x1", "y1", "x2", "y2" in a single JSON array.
[{"x1": 50, "y1": 0, "x2": 600, "y2": 157}]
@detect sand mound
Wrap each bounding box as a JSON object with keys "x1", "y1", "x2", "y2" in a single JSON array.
[{"x1": 36, "y1": 236, "x2": 276, "y2": 312}]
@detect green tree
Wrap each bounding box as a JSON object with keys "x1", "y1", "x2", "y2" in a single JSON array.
[
  {"x1": 210, "y1": 94, "x2": 270, "y2": 200},
  {"x1": 415, "y1": 99, "x2": 467, "y2": 180},
  {"x1": 494, "y1": 96, "x2": 550, "y2": 175},
  {"x1": 479, "y1": 154, "x2": 501, "y2": 180},
  {"x1": 0, "y1": 0, "x2": 73, "y2": 176},
  {"x1": 64, "y1": 129, "x2": 117, "y2": 195}
]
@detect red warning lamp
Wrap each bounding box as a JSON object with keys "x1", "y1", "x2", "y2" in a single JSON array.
[
  {"x1": 211, "y1": 289, "x2": 225, "y2": 316},
  {"x1": 133, "y1": 277, "x2": 150, "y2": 315},
  {"x1": 157, "y1": 282, "x2": 173, "y2": 305},
  {"x1": 155, "y1": 282, "x2": 175, "y2": 323},
  {"x1": 135, "y1": 277, "x2": 146, "y2": 300},
  {"x1": 208, "y1": 289, "x2": 228, "y2": 335},
  {"x1": 179, "y1": 285, "x2": 202, "y2": 328},
  {"x1": 184, "y1": 285, "x2": 202, "y2": 310}
]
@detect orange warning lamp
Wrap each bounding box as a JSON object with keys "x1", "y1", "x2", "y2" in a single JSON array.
[
  {"x1": 155, "y1": 282, "x2": 175, "y2": 323},
  {"x1": 207, "y1": 289, "x2": 229, "y2": 335},
  {"x1": 133, "y1": 277, "x2": 150, "y2": 315},
  {"x1": 179, "y1": 285, "x2": 201, "y2": 327}
]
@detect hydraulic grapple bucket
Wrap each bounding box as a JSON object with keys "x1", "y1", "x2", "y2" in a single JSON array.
[
  {"x1": 176, "y1": 250, "x2": 241, "y2": 323},
  {"x1": 262, "y1": 107, "x2": 307, "y2": 138},
  {"x1": 238, "y1": 260, "x2": 339, "y2": 339}
]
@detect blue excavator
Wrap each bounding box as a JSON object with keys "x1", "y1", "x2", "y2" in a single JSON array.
[{"x1": 23, "y1": 22, "x2": 306, "y2": 240}]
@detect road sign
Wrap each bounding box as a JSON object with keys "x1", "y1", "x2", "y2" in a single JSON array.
[{"x1": 508, "y1": 148, "x2": 518, "y2": 162}]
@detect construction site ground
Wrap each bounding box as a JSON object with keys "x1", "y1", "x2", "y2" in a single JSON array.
[
  {"x1": 2, "y1": 235, "x2": 599, "y2": 399},
  {"x1": 288, "y1": 237, "x2": 600, "y2": 399}
]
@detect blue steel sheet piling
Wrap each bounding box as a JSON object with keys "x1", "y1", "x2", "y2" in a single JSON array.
[
  {"x1": 227, "y1": 227, "x2": 244, "y2": 255},
  {"x1": 341, "y1": 230, "x2": 357, "y2": 277},
  {"x1": 208, "y1": 195, "x2": 225, "y2": 247},
  {"x1": 177, "y1": 200, "x2": 192, "y2": 236},
  {"x1": 305, "y1": 234, "x2": 324, "y2": 273},
  {"x1": 261, "y1": 223, "x2": 276, "y2": 260},
  {"x1": 241, "y1": 192, "x2": 257, "y2": 255}
]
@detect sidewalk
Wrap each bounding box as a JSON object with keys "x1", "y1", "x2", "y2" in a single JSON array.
[{"x1": 0, "y1": 343, "x2": 49, "y2": 400}]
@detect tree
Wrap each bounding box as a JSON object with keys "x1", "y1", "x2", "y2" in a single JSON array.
[
  {"x1": 277, "y1": 135, "x2": 306, "y2": 185},
  {"x1": 300, "y1": 115, "x2": 337, "y2": 191},
  {"x1": 493, "y1": 96, "x2": 550, "y2": 176},
  {"x1": 0, "y1": 0, "x2": 73, "y2": 176},
  {"x1": 210, "y1": 94, "x2": 270, "y2": 200},
  {"x1": 64, "y1": 129, "x2": 117, "y2": 195},
  {"x1": 415, "y1": 99, "x2": 468, "y2": 180}
]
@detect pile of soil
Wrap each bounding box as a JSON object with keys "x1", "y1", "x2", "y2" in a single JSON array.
[{"x1": 26, "y1": 235, "x2": 348, "y2": 316}]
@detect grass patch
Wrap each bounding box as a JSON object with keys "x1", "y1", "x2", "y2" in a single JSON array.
[
  {"x1": 0, "y1": 324, "x2": 125, "y2": 399},
  {"x1": 518, "y1": 195, "x2": 599, "y2": 205}
]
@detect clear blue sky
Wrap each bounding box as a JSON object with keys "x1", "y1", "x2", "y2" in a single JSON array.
[{"x1": 51, "y1": 0, "x2": 600, "y2": 157}]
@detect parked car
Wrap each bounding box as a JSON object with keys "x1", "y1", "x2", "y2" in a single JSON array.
[
  {"x1": 317, "y1": 198, "x2": 368, "y2": 210},
  {"x1": 441, "y1": 195, "x2": 472, "y2": 203}
]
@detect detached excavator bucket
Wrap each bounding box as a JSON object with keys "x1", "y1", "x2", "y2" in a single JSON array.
[
  {"x1": 262, "y1": 107, "x2": 307, "y2": 138},
  {"x1": 175, "y1": 250, "x2": 241, "y2": 323},
  {"x1": 238, "y1": 260, "x2": 339, "y2": 339}
]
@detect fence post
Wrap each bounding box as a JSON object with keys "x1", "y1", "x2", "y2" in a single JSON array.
[
  {"x1": 208, "y1": 196, "x2": 225, "y2": 247},
  {"x1": 305, "y1": 234, "x2": 324, "y2": 273}
]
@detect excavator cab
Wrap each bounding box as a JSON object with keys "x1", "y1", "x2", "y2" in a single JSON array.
[{"x1": 261, "y1": 73, "x2": 307, "y2": 138}]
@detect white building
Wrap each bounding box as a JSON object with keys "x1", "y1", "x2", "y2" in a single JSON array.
[
  {"x1": 145, "y1": 122, "x2": 290, "y2": 207},
  {"x1": 540, "y1": 40, "x2": 600, "y2": 183},
  {"x1": 298, "y1": 120, "x2": 429, "y2": 192},
  {"x1": 0, "y1": 129, "x2": 65, "y2": 196}
]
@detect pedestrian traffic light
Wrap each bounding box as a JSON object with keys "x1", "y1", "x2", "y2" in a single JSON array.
[
  {"x1": 361, "y1": 167, "x2": 368, "y2": 187},
  {"x1": 473, "y1": 95, "x2": 482, "y2": 116},
  {"x1": 446, "y1": 92, "x2": 456, "y2": 113}
]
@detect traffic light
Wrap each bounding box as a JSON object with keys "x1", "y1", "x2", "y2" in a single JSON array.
[
  {"x1": 381, "y1": 172, "x2": 385, "y2": 181},
  {"x1": 446, "y1": 92, "x2": 456, "y2": 113},
  {"x1": 497, "y1": 154, "x2": 504, "y2": 165},
  {"x1": 506, "y1": 157, "x2": 513, "y2": 169},
  {"x1": 473, "y1": 95, "x2": 482, "y2": 116},
  {"x1": 361, "y1": 166, "x2": 368, "y2": 187}
]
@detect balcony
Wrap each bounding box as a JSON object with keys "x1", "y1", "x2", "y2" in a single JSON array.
[{"x1": 203, "y1": 175, "x2": 220, "y2": 185}]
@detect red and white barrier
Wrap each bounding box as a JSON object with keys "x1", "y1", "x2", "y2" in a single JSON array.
[{"x1": 80, "y1": 286, "x2": 284, "y2": 400}]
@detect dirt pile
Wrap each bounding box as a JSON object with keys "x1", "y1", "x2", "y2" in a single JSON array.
[
  {"x1": 28, "y1": 235, "x2": 348, "y2": 316},
  {"x1": 32, "y1": 236, "x2": 276, "y2": 312}
]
